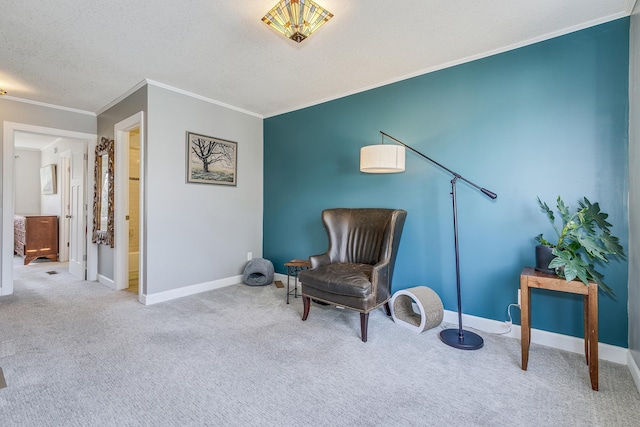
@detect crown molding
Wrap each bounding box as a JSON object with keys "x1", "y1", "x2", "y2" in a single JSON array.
[
  {"x1": 0, "y1": 95, "x2": 95, "y2": 116},
  {"x1": 95, "y1": 79, "x2": 148, "y2": 116},
  {"x1": 96, "y1": 79, "x2": 263, "y2": 119},
  {"x1": 145, "y1": 80, "x2": 263, "y2": 119},
  {"x1": 264, "y1": 12, "x2": 631, "y2": 118}
]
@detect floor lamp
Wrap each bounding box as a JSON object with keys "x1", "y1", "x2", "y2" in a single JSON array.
[{"x1": 360, "y1": 131, "x2": 497, "y2": 350}]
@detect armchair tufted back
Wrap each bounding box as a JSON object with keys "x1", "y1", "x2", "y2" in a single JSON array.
[
  {"x1": 300, "y1": 208, "x2": 407, "y2": 341},
  {"x1": 322, "y1": 208, "x2": 406, "y2": 268}
]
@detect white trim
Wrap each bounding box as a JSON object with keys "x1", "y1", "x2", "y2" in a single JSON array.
[
  {"x1": 59, "y1": 151, "x2": 71, "y2": 262},
  {"x1": 264, "y1": 12, "x2": 631, "y2": 118},
  {"x1": 140, "y1": 275, "x2": 243, "y2": 306},
  {"x1": 441, "y1": 309, "x2": 628, "y2": 365},
  {"x1": 12, "y1": 146, "x2": 41, "y2": 152},
  {"x1": 277, "y1": 271, "x2": 629, "y2": 365},
  {"x1": 86, "y1": 139, "x2": 98, "y2": 282},
  {"x1": 97, "y1": 274, "x2": 115, "y2": 289},
  {"x1": 95, "y1": 80, "x2": 148, "y2": 116},
  {"x1": 278, "y1": 271, "x2": 627, "y2": 364},
  {"x1": 629, "y1": 352, "x2": 640, "y2": 393},
  {"x1": 114, "y1": 112, "x2": 144, "y2": 295},
  {"x1": 627, "y1": 0, "x2": 639, "y2": 15},
  {"x1": 145, "y1": 80, "x2": 263, "y2": 119},
  {"x1": 133, "y1": 270, "x2": 635, "y2": 374},
  {"x1": 41, "y1": 138, "x2": 64, "y2": 153},
  {"x1": 96, "y1": 79, "x2": 263, "y2": 118},
  {"x1": 2, "y1": 122, "x2": 97, "y2": 296},
  {"x1": 1, "y1": 96, "x2": 95, "y2": 116}
]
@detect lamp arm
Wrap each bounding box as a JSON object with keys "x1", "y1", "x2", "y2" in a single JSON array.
[{"x1": 380, "y1": 131, "x2": 497, "y2": 199}]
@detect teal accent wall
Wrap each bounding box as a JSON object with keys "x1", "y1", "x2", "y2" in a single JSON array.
[{"x1": 264, "y1": 19, "x2": 630, "y2": 347}]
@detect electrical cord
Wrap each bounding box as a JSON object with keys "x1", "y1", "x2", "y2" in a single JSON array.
[
  {"x1": 496, "y1": 303, "x2": 521, "y2": 335},
  {"x1": 436, "y1": 301, "x2": 522, "y2": 336}
]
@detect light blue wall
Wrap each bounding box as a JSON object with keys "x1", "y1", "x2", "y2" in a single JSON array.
[{"x1": 264, "y1": 19, "x2": 630, "y2": 347}]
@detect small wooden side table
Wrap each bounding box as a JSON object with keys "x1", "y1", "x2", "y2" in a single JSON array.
[
  {"x1": 520, "y1": 267, "x2": 598, "y2": 391},
  {"x1": 284, "y1": 259, "x2": 310, "y2": 304}
]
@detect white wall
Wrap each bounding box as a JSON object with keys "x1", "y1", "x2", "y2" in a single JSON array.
[
  {"x1": 14, "y1": 148, "x2": 41, "y2": 215},
  {"x1": 629, "y1": 10, "x2": 640, "y2": 371},
  {"x1": 1, "y1": 98, "x2": 96, "y2": 294},
  {"x1": 146, "y1": 84, "x2": 263, "y2": 295},
  {"x1": 39, "y1": 138, "x2": 85, "y2": 217}
]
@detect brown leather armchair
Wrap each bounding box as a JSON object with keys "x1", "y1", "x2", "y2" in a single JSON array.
[{"x1": 298, "y1": 208, "x2": 407, "y2": 342}]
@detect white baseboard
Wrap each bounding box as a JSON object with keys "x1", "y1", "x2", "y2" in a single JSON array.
[
  {"x1": 280, "y1": 273, "x2": 630, "y2": 366},
  {"x1": 140, "y1": 275, "x2": 243, "y2": 305},
  {"x1": 442, "y1": 309, "x2": 628, "y2": 365},
  {"x1": 629, "y1": 351, "x2": 640, "y2": 392},
  {"x1": 131, "y1": 271, "x2": 635, "y2": 388},
  {"x1": 275, "y1": 272, "x2": 289, "y2": 283},
  {"x1": 97, "y1": 274, "x2": 115, "y2": 289}
]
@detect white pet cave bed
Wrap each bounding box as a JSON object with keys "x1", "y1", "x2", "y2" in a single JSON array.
[{"x1": 390, "y1": 286, "x2": 444, "y2": 333}]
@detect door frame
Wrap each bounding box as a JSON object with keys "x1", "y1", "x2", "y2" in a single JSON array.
[
  {"x1": 114, "y1": 112, "x2": 144, "y2": 301},
  {"x1": 59, "y1": 152, "x2": 71, "y2": 262},
  {"x1": 1, "y1": 122, "x2": 97, "y2": 295}
]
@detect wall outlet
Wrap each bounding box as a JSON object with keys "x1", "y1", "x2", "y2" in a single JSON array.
[
  {"x1": 247, "y1": 252, "x2": 252, "y2": 261},
  {"x1": 517, "y1": 289, "x2": 521, "y2": 306}
]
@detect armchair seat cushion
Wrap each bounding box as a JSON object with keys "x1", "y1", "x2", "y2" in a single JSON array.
[
  {"x1": 298, "y1": 208, "x2": 407, "y2": 342},
  {"x1": 299, "y1": 263, "x2": 373, "y2": 298}
]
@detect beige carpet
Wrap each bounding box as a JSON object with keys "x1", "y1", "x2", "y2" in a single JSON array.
[{"x1": 1, "y1": 259, "x2": 639, "y2": 426}]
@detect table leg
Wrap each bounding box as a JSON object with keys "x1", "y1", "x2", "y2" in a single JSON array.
[
  {"x1": 286, "y1": 266, "x2": 291, "y2": 304},
  {"x1": 521, "y1": 276, "x2": 530, "y2": 371},
  {"x1": 587, "y1": 284, "x2": 598, "y2": 391},
  {"x1": 583, "y1": 295, "x2": 589, "y2": 365}
]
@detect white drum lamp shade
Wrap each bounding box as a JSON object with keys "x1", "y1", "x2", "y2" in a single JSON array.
[
  {"x1": 360, "y1": 145, "x2": 406, "y2": 173},
  {"x1": 360, "y1": 131, "x2": 497, "y2": 351}
]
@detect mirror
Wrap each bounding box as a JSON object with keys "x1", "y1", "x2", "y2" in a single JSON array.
[{"x1": 92, "y1": 137, "x2": 114, "y2": 247}]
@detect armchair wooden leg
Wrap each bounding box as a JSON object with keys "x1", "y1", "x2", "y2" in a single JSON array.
[
  {"x1": 383, "y1": 302, "x2": 391, "y2": 316},
  {"x1": 360, "y1": 312, "x2": 369, "y2": 342},
  {"x1": 302, "y1": 296, "x2": 311, "y2": 321}
]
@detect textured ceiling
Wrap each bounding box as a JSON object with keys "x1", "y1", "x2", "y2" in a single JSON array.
[{"x1": 0, "y1": 1, "x2": 636, "y2": 117}]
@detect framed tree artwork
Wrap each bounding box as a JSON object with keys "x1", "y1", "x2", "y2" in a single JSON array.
[
  {"x1": 186, "y1": 132, "x2": 237, "y2": 186},
  {"x1": 40, "y1": 164, "x2": 57, "y2": 194}
]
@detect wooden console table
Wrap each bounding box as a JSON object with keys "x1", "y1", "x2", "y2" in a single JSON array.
[{"x1": 520, "y1": 267, "x2": 598, "y2": 391}]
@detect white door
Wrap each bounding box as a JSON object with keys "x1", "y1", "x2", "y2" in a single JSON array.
[{"x1": 68, "y1": 149, "x2": 86, "y2": 279}]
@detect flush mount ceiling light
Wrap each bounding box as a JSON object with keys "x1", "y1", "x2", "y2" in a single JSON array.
[{"x1": 262, "y1": 0, "x2": 333, "y2": 43}]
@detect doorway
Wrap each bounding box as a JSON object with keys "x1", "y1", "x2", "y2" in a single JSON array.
[
  {"x1": 114, "y1": 112, "x2": 144, "y2": 301},
  {"x1": 2, "y1": 122, "x2": 97, "y2": 296},
  {"x1": 127, "y1": 129, "x2": 141, "y2": 294}
]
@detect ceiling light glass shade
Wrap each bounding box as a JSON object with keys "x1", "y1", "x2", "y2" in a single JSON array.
[
  {"x1": 262, "y1": 0, "x2": 333, "y2": 43},
  {"x1": 360, "y1": 145, "x2": 406, "y2": 173}
]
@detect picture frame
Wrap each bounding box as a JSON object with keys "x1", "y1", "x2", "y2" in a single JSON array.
[
  {"x1": 40, "y1": 164, "x2": 57, "y2": 195},
  {"x1": 186, "y1": 132, "x2": 237, "y2": 186}
]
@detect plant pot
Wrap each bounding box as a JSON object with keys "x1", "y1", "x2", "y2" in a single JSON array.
[{"x1": 535, "y1": 245, "x2": 556, "y2": 275}]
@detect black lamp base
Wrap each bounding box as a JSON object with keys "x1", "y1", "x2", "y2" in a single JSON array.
[{"x1": 439, "y1": 328, "x2": 484, "y2": 350}]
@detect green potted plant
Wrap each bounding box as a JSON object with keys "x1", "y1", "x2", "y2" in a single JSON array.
[{"x1": 535, "y1": 196, "x2": 625, "y2": 295}]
